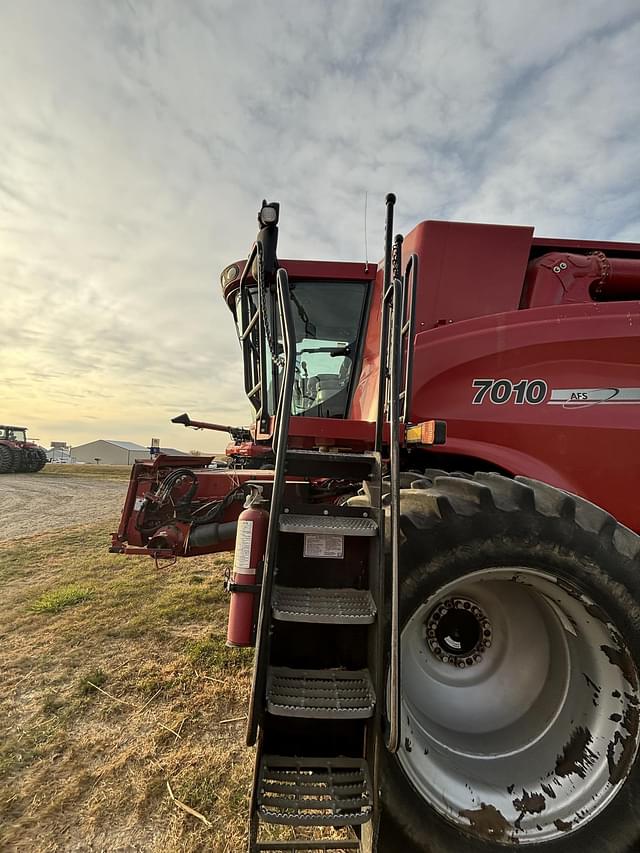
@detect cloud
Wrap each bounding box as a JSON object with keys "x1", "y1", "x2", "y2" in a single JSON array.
[{"x1": 1, "y1": 0, "x2": 639, "y2": 449}]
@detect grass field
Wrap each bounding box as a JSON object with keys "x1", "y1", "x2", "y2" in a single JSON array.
[
  {"x1": 0, "y1": 519, "x2": 257, "y2": 852},
  {"x1": 0, "y1": 463, "x2": 351, "y2": 852},
  {"x1": 42, "y1": 463, "x2": 132, "y2": 480}
]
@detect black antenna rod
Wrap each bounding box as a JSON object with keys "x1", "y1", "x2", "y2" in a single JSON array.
[
  {"x1": 375, "y1": 193, "x2": 396, "y2": 452},
  {"x1": 383, "y1": 194, "x2": 396, "y2": 294}
]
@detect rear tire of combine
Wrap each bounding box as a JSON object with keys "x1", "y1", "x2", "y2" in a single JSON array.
[
  {"x1": 379, "y1": 473, "x2": 640, "y2": 853},
  {"x1": 0, "y1": 445, "x2": 17, "y2": 474}
]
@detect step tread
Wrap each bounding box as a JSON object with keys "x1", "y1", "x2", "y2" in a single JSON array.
[
  {"x1": 266, "y1": 668, "x2": 375, "y2": 719},
  {"x1": 279, "y1": 514, "x2": 377, "y2": 537},
  {"x1": 257, "y1": 756, "x2": 372, "y2": 826},
  {"x1": 272, "y1": 587, "x2": 376, "y2": 624}
]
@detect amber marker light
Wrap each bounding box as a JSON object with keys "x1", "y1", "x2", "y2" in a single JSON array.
[{"x1": 405, "y1": 420, "x2": 447, "y2": 446}]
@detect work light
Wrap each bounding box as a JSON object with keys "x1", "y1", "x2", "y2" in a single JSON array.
[{"x1": 258, "y1": 201, "x2": 279, "y2": 227}]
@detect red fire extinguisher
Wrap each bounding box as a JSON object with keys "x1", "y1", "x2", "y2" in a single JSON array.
[{"x1": 226, "y1": 486, "x2": 269, "y2": 647}]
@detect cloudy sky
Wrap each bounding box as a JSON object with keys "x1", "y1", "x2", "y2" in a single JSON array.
[{"x1": 1, "y1": 0, "x2": 639, "y2": 452}]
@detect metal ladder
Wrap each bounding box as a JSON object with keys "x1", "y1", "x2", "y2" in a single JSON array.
[{"x1": 246, "y1": 197, "x2": 415, "y2": 852}]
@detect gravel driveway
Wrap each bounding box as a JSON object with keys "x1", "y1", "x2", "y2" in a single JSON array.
[{"x1": 0, "y1": 474, "x2": 128, "y2": 541}]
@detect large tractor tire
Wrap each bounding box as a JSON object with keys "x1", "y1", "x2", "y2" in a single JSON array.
[
  {"x1": 31, "y1": 448, "x2": 47, "y2": 472},
  {"x1": 379, "y1": 472, "x2": 640, "y2": 853},
  {"x1": 16, "y1": 447, "x2": 47, "y2": 473},
  {"x1": 0, "y1": 445, "x2": 17, "y2": 474},
  {"x1": 14, "y1": 448, "x2": 31, "y2": 473}
]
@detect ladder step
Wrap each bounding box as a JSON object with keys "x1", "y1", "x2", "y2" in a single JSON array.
[
  {"x1": 279, "y1": 514, "x2": 377, "y2": 537},
  {"x1": 257, "y1": 756, "x2": 372, "y2": 826},
  {"x1": 272, "y1": 587, "x2": 376, "y2": 624},
  {"x1": 266, "y1": 668, "x2": 375, "y2": 719}
]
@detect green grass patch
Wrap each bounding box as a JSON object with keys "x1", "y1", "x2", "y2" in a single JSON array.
[
  {"x1": 31, "y1": 583, "x2": 93, "y2": 614},
  {"x1": 173, "y1": 770, "x2": 222, "y2": 815},
  {"x1": 185, "y1": 634, "x2": 253, "y2": 672},
  {"x1": 79, "y1": 668, "x2": 108, "y2": 696}
]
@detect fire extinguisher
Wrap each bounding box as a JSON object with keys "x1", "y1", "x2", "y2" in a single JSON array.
[{"x1": 226, "y1": 485, "x2": 269, "y2": 647}]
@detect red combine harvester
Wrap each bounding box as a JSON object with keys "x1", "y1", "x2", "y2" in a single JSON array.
[
  {"x1": 0, "y1": 425, "x2": 47, "y2": 473},
  {"x1": 112, "y1": 197, "x2": 640, "y2": 852}
]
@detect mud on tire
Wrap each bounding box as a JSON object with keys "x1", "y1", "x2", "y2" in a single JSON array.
[{"x1": 379, "y1": 472, "x2": 640, "y2": 853}]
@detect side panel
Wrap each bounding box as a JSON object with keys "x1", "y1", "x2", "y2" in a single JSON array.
[
  {"x1": 350, "y1": 220, "x2": 534, "y2": 423},
  {"x1": 407, "y1": 220, "x2": 534, "y2": 329},
  {"x1": 410, "y1": 301, "x2": 640, "y2": 533}
]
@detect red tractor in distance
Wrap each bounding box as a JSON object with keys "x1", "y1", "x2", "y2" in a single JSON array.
[
  {"x1": 0, "y1": 425, "x2": 47, "y2": 474},
  {"x1": 113, "y1": 197, "x2": 640, "y2": 853}
]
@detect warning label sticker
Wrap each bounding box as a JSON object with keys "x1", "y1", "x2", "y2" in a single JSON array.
[
  {"x1": 303, "y1": 534, "x2": 344, "y2": 559},
  {"x1": 233, "y1": 519, "x2": 253, "y2": 573}
]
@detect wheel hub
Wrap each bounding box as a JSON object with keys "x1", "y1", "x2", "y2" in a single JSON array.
[{"x1": 426, "y1": 597, "x2": 491, "y2": 667}]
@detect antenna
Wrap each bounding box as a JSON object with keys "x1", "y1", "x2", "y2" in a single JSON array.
[{"x1": 364, "y1": 191, "x2": 369, "y2": 272}]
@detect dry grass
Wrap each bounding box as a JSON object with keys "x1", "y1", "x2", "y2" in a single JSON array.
[
  {"x1": 0, "y1": 514, "x2": 352, "y2": 852},
  {"x1": 42, "y1": 463, "x2": 132, "y2": 480},
  {"x1": 0, "y1": 520, "x2": 255, "y2": 852}
]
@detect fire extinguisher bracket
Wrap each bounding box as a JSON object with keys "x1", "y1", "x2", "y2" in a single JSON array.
[{"x1": 226, "y1": 580, "x2": 262, "y2": 594}]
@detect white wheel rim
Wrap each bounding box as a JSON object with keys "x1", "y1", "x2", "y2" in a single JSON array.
[{"x1": 398, "y1": 568, "x2": 640, "y2": 845}]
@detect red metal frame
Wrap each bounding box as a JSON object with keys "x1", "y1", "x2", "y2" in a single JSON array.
[
  {"x1": 348, "y1": 221, "x2": 640, "y2": 533},
  {"x1": 114, "y1": 218, "x2": 640, "y2": 555},
  {"x1": 111, "y1": 454, "x2": 273, "y2": 555}
]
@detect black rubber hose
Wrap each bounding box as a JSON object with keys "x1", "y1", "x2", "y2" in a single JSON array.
[{"x1": 188, "y1": 521, "x2": 238, "y2": 548}]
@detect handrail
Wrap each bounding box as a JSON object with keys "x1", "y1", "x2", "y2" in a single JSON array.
[
  {"x1": 385, "y1": 274, "x2": 403, "y2": 753},
  {"x1": 246, "y1": 268, "x2": 296, "y2": 746},
  {"x1": 401, "y1": 253, "x2": 418, "y2": 423},
  {"x1": 240, "y1": 308, "x2": 260, "y2": 341},
  {"x1": 374, "y1": 194, "x2": 396, "y2": 454},
  {"x1": 255, "y1": 242, "x2": 271, "y2": 430},
  {"x1": 373, "y1": 198, "x2": 416, "y2": 753},
  {"x1": 239, "y1": 243, "x2": 260, "y2": 410}
]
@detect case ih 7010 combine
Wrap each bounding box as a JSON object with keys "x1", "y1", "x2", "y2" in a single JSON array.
[
  {"x1": 0, "y1": 425, "x2": 47, "y2": 473},
  {"x1": 113, "y1": 197, "x2": 640, "y2": 852}
]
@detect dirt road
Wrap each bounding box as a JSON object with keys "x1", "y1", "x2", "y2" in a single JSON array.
[{"x1": 0, "y1": 473, "x2": 128, "y2": 540}]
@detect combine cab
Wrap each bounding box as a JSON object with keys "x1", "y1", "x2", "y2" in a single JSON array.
[
  {"x1": 0, "y1": 425, "x2": 47, "y2": 474},
  {"x1": 113, "y1": 197, "x2": 640, "y2": 852}
]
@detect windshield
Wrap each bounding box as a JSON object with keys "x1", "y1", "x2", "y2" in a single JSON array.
[
  {"x1": 236, "y1": 280, "x2": 368, "y2": 419},
  {"x1": 289, "y1": 281, "x2": 367, "y2": 417}
]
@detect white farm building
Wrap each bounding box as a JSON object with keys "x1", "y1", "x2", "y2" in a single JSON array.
[{"x1": 71, "y1": 440, "x2": 188, "y2": 465}]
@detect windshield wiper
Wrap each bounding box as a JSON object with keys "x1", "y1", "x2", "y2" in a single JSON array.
[{"x1": 298, "y1": 344, "x2": 352, "y2": 357}]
